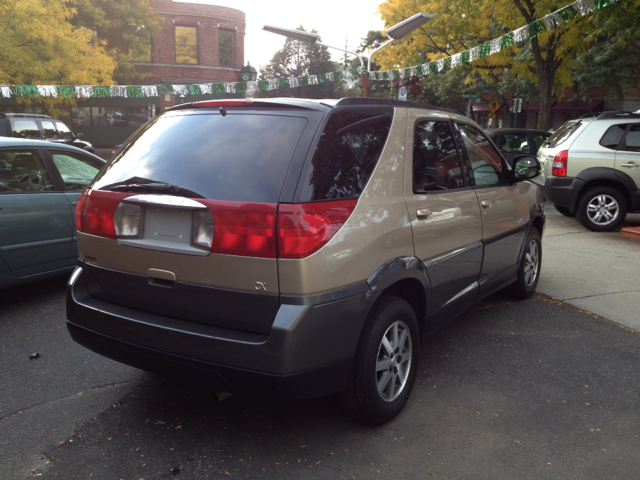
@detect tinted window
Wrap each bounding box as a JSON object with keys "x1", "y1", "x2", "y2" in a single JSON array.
[
  {"x1": 0, "y1": 149, "x2": 53, "y2": 192},
  {"x1": 496, "y1": 133, "x2": 530, "y2": 153},
  {"x1": 623, "y1": 125, "x2": 640, "y2": 152},
  {"x1": 49, "y1": 150, "x2": 103, "y2": 190},
  {"x1": 456, "y1": 123, "x2": 503, "y2": 186},
  {"x1": 54, "y1": 121, "x2": 73, "y2": 140},
  {"x1": 548, "y1": 121, "x2": 582, "y2": 148},
  {"x1": 298, "y1": 109, "x2": 392, "y2": 201},
  {"x1": 93, "y1": 112, "x2": 307, "y2": 203},
  {"x1": 11, "y1": 119, "x2": 41, "y2": 138},
  {"x1": 600, "y1": 124, "x2": 627, "y2": 150},
  {"x1": 41, "y1": 120, "x2": 58, "y2": 138},
  {"x1": 413, "y1": 120, "x2": 462, "y2": 192}
]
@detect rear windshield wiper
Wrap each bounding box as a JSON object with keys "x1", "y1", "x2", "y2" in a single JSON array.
[{"x1": 108, "y1": 182, "x2": 203, "y2": 198}]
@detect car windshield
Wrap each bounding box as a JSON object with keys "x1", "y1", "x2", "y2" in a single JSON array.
[{"x1": 547, "y1": 121, "x2": 582, "y2": 148}]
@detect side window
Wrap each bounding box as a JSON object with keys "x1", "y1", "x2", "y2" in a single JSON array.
[
  {"x1": 11, "y1": 119, "x2": 41, "y2": 139},
  {"x1": 175, "y1": 26, "x2": 198, "y2": 64},
  {"x1": 41, "y1": 120, "x2": 58, "y2": 139},
  {"x1": 532, "y1": 133, "x2": 550, "y2": 150},
  {"x1": 299, "y1": 109, "x2": 393, "y2": 201},
  {"x1": 600, "y1": 124, "x2": 627, "y2": 150},
  {"x1": 219, "y1": 29, "x2": 235, "y2": 68},
  {"x1": 0, "y1": 149, "x2": 54, "y2": 192},
  {"x1": 49, "y1": 150, "x2": 103, "y2": 191},
  {"x1": 456, "y1": 123, "x2": 503, "y2": 187},
  {"x1": 413, "y1": 120, "x2": 462, "y2": 192},
  {"x1": 54, "y1": 121, "x2": 74, "y2": 140},
  {"x1": 498, "y1": 133, "x2": 530, "y2": 153},
  {"x1": 621, "y1": 125, "x2": 640, "y2": 153}
]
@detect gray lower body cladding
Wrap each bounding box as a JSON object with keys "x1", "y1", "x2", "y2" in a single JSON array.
[{"x1": 66, "y1": 263, "x2": 376, "y2": 399}]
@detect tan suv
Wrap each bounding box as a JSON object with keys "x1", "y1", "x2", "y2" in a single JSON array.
[{"x1": 67, "y1": 98, "x2": 545, "y2": 424}]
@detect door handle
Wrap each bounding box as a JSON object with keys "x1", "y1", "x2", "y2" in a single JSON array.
[
  {"x1": 416, "y1": 208, "x2": 432, "y2": 220},
  {"x1": 481, "y1": 200, "x2": 492, "y2": 209},
  {"x1": 71, "y1": 201, "x2": 78, "y2": 206},
  {"x1": 620, "y1": 162, "x2": 638, "y2": 168}
]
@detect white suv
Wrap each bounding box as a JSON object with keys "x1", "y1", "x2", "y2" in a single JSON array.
[{"x1": 538, "y1": 112, "x2": 640, "y2": 231}]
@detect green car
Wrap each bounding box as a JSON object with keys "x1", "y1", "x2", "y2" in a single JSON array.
[{"x1": 0, "y1": 137, "x2": 105, "y2": 288}]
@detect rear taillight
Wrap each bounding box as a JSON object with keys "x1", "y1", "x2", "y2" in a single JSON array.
[
  {"x1": 199, "y1": 200, "x2": 278, "y2": 258},
  {"x1": 76, "y1": 189, "x2": 131, "y2": 239},
  {"x1": 277, "y1": 199, "x2": 357, "y2": 259},
  {"x1": 552, "y1": 150, "x2": 568, "y2": 177}
]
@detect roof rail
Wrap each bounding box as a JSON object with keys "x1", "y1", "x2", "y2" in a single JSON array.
[
  {"x1": 333, "y1": 97, "x2": 458, "y2": 113},
  {"x1": 595, "y1": 111, "x2": 640, "y2": 120},
  {"x1": 0, "y1": 113, "x2": 51, "y2": 119}
]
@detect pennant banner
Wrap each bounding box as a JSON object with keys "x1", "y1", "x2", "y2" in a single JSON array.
[{"x1": 0, "y1": 0, "x2": 618, "y2": 100}]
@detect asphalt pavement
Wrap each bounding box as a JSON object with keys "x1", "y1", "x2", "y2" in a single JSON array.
[{"x1": 0, "y1": 206, "x2": 639, "y2": 480}]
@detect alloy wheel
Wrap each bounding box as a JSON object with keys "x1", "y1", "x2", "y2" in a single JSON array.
[
  {"x1": 524, "y1": 238, "x2": 539, "y2": 287},
  {"x1": 376, "y1": 321, "x2": 412, "y2": 402},
  {"x1": 586, "y1": 194, "x2": 619, "y2": 226}
]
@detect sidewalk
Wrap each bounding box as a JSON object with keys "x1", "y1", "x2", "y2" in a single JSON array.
[{"x1": 537, "y1": 204, "x2": 640, "y2": 330}]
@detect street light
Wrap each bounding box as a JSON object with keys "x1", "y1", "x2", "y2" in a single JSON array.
[{"x1": 263, "y1": 12, "x2": 436, "y2": 97}]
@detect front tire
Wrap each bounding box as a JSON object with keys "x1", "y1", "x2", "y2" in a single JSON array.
[
  {"x1": 341, "y1": 296, "x2": 420, "y2": 425},
  {"x1": 576, "y1": 186, "x2": 627, "y2": 232},
  {"x1": 508, "y1": 228, "x2": 542, "y2": 300}
]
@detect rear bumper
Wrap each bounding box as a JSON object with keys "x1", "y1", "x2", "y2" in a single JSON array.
[
  {"x1": 66, "y1": 265, "x2": 377, "y2": 399},
  {"x1": 543, "y1": 176, "x2": 584, "y2": 211}
]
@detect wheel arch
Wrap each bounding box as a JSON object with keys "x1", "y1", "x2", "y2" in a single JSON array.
[{"x1": 576, "y1": 167, "x2": 636, "y2": 209}]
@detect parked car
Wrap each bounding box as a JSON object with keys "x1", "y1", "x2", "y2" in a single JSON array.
[
  {"x1": 0, "y1": 113, "x2": 95, "y2": 153},
  {"x1": 538, "y1": 111, "x2": 640, "y2": 231},
  {"x1": 0, "y1": 138, "x2": 105, "y2": 289},
  {"x1": 67, "y1": 98, "x2": 545, "y2": 425},
  {"x1": 488, "y1": 128, "x2": 551, "y2": 167}
]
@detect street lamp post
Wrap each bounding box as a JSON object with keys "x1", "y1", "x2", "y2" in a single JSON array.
[{"x1": 263, "y1": 12, "x2": 436, "y2": 98}]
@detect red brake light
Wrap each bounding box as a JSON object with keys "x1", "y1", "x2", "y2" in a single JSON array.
[
  {"x1": 552, "y1": 150, "x2": 568, "y2": 177},
  {"x1": 192, "y1": 100, "x2": 254, "y2": 108},
  {"x1": 77, "y1": 190, "x2": 132, "y2": 239},
  {"x1": 199, "y1": 200, "x2": 277, "y2": 258},
  {"x1": 277, "y1": 199, "x2": 357, "y2": 259}
]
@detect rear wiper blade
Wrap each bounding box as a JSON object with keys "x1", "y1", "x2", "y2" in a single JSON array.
[
  {"x1": 110, "y1": 182, "x2": 179, "y2": 193},
  {"x1": 109, "y1": 182, "x2": 204, "y2": 198}
]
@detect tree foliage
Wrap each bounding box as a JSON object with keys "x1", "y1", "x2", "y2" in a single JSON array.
[
  {"x1": 375, "y1": 0, "x2": 613, "y2": 129},
  {"x1": 69, "y1": 0, "x2": 163, "y2": 83},
  {"x1": 257, "y1": 26, "x2": 341, "y2": 99}
]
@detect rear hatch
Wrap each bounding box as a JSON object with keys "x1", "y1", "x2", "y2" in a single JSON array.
[
  {"x1": 538, "y1": 119, "x2": 589, "y2": 178},
  {"x1": 76, "y1": 101, "x2": 322, "y2": 334}
]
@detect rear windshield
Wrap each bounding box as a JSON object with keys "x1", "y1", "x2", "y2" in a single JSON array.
[
  {"x1": 92, "y1": 112, "x2": 307, "y2": 203},
  {"x1": 298, "y1": 107, "x2": 393, "y2": 201},
  {"x1": 547, "y1": 121, "x2": 582, "y2": 148}
]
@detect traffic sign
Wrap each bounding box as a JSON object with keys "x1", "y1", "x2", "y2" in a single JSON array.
[
  {"x1": 489, "y1": 99, "x2": 500, "y2": 113},
  {"x1": 462, "y1": 93, "x2": 480, "y2": 99},
  {"x1": 398, "y1": 86, "x2": 407, "y2": 102}
]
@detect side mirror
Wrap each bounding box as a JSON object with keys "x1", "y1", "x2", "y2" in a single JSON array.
[
  {"x1": 76, "y1": 132, "x2": 84, "y2": 139},
  {"x1": 512, "y1": 155, "x2": 540, "y2": 181}
]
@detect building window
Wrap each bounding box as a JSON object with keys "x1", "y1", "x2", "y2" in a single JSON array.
[
  {"x1": 175, "y1": 26, "x2": 198, "y2": 64},
  {"x1": 130, "y1": 25, "x2": 152, "y2": 63},
  {"x1": 219, "y1": 29, "x2": 235, "y2": 67}
]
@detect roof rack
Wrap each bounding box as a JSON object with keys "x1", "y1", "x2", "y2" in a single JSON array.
[
  {"x1": 0, "y1": 113, "x2": 51, "y2": 119},
  {"x1": 595, "y1": 111, "x2": 640, "y2": 120}
]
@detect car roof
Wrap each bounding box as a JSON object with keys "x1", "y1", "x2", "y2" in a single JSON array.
[{"x1": 0, "y1": 137, "x2": 105, "y2": 161}]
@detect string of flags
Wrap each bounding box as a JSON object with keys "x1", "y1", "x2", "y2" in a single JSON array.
[{"x1": 0, "y1": 0, "x2": 619, "y2": 100}]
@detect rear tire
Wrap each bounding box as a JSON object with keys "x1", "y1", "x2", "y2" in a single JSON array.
[
  {"x1": 341, "y1": 296, "x2": 420, "y2": 425},
  {"x1": 553, "y1": 204, "x2": 575, "y2": 217},
  {"x1": 508, "y1": 228, "x2": 542, "y2": 300},
  {"x1": 576, "y1": 186, "x2": 627, "y2": 232}
]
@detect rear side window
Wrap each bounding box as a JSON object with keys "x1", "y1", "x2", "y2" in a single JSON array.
[
  {"x1": 11, "y1": 119, "x2": 41, "y2": 139},
  {"x1": 92, "y1": 112, "x2": 307, "y2": 203},
  {"x1": 298, "y1": 108, "x2": 393, "y2": 202},
  {"x1": 600, "y1": 124, "x2": 627, "y2": 150},
  {"x1": 622, "y1": 125, "x2": 640, "y2": 152},
  {"x1": 548, "y1": 121, "x2": 582, "y2": 148}
]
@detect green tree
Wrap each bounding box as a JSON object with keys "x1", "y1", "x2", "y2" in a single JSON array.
[
  {"x1": 257, "y1": 26, "x2": 341, "y2": 99},
  {"x1": 376, "y1": 0, "x2": 601, "y2": 129},
  {"x1": 69, "y1": 0, "x2": 163, "y2": 83},
  {"x1": 0, "y1": 0, "x2": 116, "y2": 114}
]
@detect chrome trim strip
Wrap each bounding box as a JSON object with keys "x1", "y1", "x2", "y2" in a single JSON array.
[
  {"x1": 123, "y1": 194, "x2": 206, "y2": 209},
  {"x1": 442, "y1": 281, "x2": 479, "y2": 308},
  {"x1": 423, "y1": 241, "x2": 483, "y2": 268}
]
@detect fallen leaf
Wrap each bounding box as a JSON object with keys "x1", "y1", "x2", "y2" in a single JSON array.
[
  {"x1": 59, "y1": 441, "x2": 65, "y2": 445},
  {"x1": 175, "y1": 426, "x2": 182, "y2": 430},
  {"x1": 29, "y1": 349, "x2": 43, "y2": 360},
  {"x1": 515, "y1": 441, "x2": 520, "y2": 443},
  {"x1": 316, "y1": 461, "x2": 321, "y2": 464}
]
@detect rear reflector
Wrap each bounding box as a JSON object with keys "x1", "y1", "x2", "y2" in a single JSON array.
[
  {"x1": 552, "y1": 150, "x2": 568, "y2": 177},
  {"x1": 277, "y1": 199, "x2": 358, "y2": 259}
]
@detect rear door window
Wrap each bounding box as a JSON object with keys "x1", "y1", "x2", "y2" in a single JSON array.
[
  {"x1": 298, "y1": 108, "x2": 393, "y2": 201},
  {"x1": 413, "y1": 120, "x2": 462, "y2": 191},
  {"x1": 621, "y1": 125, "x2": 640, "y2": 152},
  {"x1": 92, "y1": 112, "x2": 308, "y2": 203},
  {"x1": 41, "y1": 120, "x2": 59, "y2": 139},
  {"x1": 0, "y1": 149, "x2": 54, "y2": 192},
  {"x1": 11, "y1": 119, "x2": 41, "y2": 139}
]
